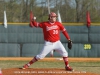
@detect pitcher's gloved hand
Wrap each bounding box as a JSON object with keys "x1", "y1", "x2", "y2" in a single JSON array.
[{"x1": 68, "y1": 40, "x2": 72, "y2": 49}]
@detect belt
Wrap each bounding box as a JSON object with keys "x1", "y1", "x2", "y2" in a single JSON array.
[{"x1": 46, "y1": 40, "x2": 59, "y2": 42}]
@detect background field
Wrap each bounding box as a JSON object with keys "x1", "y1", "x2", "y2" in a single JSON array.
[{"x1": 0, "y1": 57, "x2": 100, "y2": 75}]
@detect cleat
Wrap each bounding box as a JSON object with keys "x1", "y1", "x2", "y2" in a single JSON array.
[
  {"x1": 65, "y1": 66, "x2": 73, "y2": 71},
  {"x1": 22, "y1": 64, "x2": 29, "y2": 69}
]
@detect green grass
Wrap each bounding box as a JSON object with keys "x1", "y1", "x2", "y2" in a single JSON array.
[{"x1": 0, "y1": 60, "x2": 100, "y2": 74}]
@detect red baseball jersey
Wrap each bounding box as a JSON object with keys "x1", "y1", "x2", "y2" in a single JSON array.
[{"x1": 36, "y1": 21, "x2": 69, "y2": 42}]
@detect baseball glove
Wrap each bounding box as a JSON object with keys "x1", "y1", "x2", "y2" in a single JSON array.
[{"x1": 68, "y1": 40, "x2": 72, "y2": 49}]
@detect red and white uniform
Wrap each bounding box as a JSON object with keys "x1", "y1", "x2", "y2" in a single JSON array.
[
  {"x1": 32, "y1": 21, "x2": 70, "y2": 60},
  {"x1": 22, "y1": 12, "x2": 73, "y2": 71}
]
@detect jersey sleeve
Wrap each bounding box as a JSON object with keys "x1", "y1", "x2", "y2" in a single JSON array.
[
  {"x1": 38, "y1": 22, "x2": 43, "y2": 28},
  {"x1": 58, "y1": 22, "x2": 70, "y2": 40},
  {"x1": 32, "y1": 21, "x2": 43, "y2": 28},
  {"x1": 58, "y1": 22, "x2": 66, "y2": 32}
]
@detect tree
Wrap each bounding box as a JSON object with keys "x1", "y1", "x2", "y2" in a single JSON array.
[{"x1": 0, "y1": 0, "x2": 100, "y2": 23}]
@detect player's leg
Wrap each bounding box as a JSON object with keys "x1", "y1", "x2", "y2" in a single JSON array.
[
  {"x1": 54, "y1": 41, "x2": 73, "y2": 71},
  {"x1": 49, "y1": 50, "x2": 54, "y2": 57},
  {"x1": 35, "y1": 41, "x2": 54, "y2": 60},
  {"x1": 22, "y1": 41, "x2": 53, "y2": 69},
  {"x1": 22, "y1": 56, "x2": 38, "y2": 69}
]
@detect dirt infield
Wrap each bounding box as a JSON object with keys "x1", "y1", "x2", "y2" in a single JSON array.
[
  {"x1": 2, "y1": 68, "x2": 98, "y2": 75},
  {"x1": 1, "y1": 57, "x2": 100, "y2": 75},
  {"x1": 0, "y1": 57, "x2": 100, "y2": 62}
]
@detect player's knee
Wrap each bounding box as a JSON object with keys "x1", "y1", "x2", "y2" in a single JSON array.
[
  {"x1": 35, "y1": 55, "x2": 45, "y2": 60},
  {"x1": 62, "y1": 52, "x2": 68, "y2": 57}
]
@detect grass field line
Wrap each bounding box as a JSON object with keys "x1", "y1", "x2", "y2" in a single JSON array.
[{"x1": 0, "y1": 57, "x2": 100, "y2": 62}]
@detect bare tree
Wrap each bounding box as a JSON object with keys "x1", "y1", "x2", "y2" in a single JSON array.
[{"x1": 0, "y1": 0, "x2": 100, "y2": 23}]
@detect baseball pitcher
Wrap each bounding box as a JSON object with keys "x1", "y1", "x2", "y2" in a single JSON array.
[{"x1": 22, "y1": 12, "x2": 73, "y2": 71}]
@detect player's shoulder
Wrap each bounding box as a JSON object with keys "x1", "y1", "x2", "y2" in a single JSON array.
[
  {"x1": 55, "y1": 21, "x2": 61, "y2": 23},
  {"x1": 55, "y1": 21, "x2": 62, "y2": 25}
]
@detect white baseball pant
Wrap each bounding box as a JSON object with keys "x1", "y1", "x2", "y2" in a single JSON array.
[{"x1": 36, "y1": 40, "x2": 68, "y2": 60}]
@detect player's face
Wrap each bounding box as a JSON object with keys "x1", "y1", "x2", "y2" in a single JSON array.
[{"x1": 50, "y1": 16, "x2": 57, "y2": 23}]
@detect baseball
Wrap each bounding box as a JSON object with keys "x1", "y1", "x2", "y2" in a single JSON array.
[{"x1": 34, "y1": 17, "x2": 36, "y2": 20}]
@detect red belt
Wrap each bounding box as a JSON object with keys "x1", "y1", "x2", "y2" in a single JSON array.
[{"x1": 46, "y1": 40, "x2": 58, "y2": 42}]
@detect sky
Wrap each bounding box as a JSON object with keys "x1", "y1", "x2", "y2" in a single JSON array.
[{"x1": 36, "y1": 0, "x2": 76, "y2": 8}]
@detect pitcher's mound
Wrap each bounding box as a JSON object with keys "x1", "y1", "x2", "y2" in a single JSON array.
[{"x1": 2, "y1": 68, "x2": 98, "y2": 75}]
